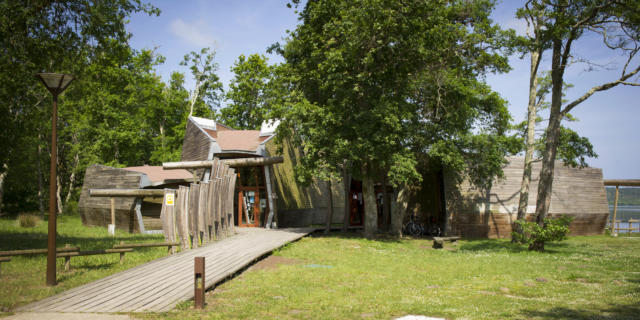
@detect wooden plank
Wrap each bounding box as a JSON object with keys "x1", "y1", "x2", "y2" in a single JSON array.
[
  {"x1": 188, "y1": 183, "x2": 199, "y2": 248},
  {"x1": 18, "y1": 228, "x2": 315, "y2": 313},
  {"x1": 113, "y1": 242, "x2": 180, "y2": 249},
  {"x1": 198, "y1": 182, "x2": 209, "y2": 243},
  {"x1": 0, "y1": 246, "x2": 79, "y2": 257},
  {"x1": 90, "y1": 189, "x2": 166, "y2": 197},
  {"x1": 163, "y1": 157, "x2": 284, "y2": 170}
]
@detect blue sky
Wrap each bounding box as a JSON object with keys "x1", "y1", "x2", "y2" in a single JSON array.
[{"x1": 126, "y1": 0, "x2": 639, "y2": 179}]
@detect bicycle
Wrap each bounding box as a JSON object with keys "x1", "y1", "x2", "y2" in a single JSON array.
[{"x1": 403, "y1": 214, "x2": 424, "y2": 237}]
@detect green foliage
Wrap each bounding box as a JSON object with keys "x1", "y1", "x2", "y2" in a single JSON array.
[
  {"x1": 180, "y1": 47, "x2": 224, "y2": 118},
  {"x1": 512, "y1": 216, "x2": 573, "y2": 251},
  {"x1": 221, "y1": 54, "x2": 276, "y2": 129},
  {"x1": 0, "y1": 1, "x2": 209, "y2": 214},
  {"x1": 512, "y1": 71, "x2": 597, "y2": 168},
  {"x1": 278, "y1": 0, "x2": 517, "y2": 188},
  {"x1": 17, "y1": 214, "x2": 40, "y2": 228}
]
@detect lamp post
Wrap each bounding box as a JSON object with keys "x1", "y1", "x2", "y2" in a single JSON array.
[{"x1": 35, "y1": 73, "x2": 74, "y2": 286}]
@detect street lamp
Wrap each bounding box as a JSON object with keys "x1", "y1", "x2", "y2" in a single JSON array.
[{"x1": 35, "y1": 73, "x2": 74, "y2": 286}]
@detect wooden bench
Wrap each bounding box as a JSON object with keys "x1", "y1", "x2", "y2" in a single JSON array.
[
  {"x1": 0, "y1": 245, "x2": 79, "y2": 257},
  {"x1": 0, "y1": 257, "x2": 10, "y2": 276},
  {"x1": 433, "y1": 236, "x2": 461, "y2": 249},
  {"x1": 113, "y1": 241, "x2": 181, "y2": 255},
  {"x1": 57, "y1": 248, "x2": 134, "y2": 271}
]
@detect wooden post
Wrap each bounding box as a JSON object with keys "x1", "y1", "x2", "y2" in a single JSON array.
[
  {"x1": 611, "y1": 186, "x2": 619, "y2": 235},
  {"x1": 109, "y1": 197, "x2": 115, "y2": 235},
  {"x1": 194, "y1": 256, "x2": 205, "y2": 309}
]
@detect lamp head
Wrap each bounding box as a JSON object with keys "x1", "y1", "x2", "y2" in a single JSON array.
[{"x1": 35, "y1": 73, "x2": 74, "y2": 96}]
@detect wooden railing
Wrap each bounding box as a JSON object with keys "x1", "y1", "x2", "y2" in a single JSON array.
[{"x1": 604, "y1": 180, "x2": 640, "y2": 235}]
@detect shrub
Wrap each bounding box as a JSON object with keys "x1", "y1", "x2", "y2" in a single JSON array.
[
  {"x1": 18, "y1": 214, "x2": 40, "y2": 228},
  {"x1": 512, "y1": 216, "x2": 573, "y2": 252}
]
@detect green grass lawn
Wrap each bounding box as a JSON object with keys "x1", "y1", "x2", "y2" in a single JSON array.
[
  {"x1": 146, "y1": 233, "x2": 640, "y2": 320},
  {"x1": 0, "y1": 214, "x2": 165, "y2": 312}
]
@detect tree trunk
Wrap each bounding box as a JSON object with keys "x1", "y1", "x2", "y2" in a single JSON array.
[
  {"x1": 362, "y1": 165, "x2": 377, "y2": 239},
  {"x1": 381, "y1": 173, "x2": 390, "y2": 232},
  {"x1": 514, "y1": 50, "x2": 542, "y2": 241},
  {"x1": 65, "y1": 150, "x2": 79, "y2": 204},
  {"x1": 56, "y1": 174, "x2": 63, "y2": 215},
  {"x1": 0, "y1": 164, "x2": 7, "y2": 214},
  {"x1": 342, "y1": 164, "x2": 351, "y2": 232},
  {"x1": 37, "y1": 141, "x2": 45, "y2": 217},
  {"x1": 324, "y1": 179, "x2": 334, "y2": 234},
  {"x1": 534, "y1": 39, "x2": 565, "y2": 226},
  {"x1": 390, "y1": 184, "x2": 410, "y2": 237}
]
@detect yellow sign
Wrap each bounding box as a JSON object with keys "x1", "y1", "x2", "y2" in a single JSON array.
[{"x1": 165, "y1": 193, "x2": 175, "y2": 206}]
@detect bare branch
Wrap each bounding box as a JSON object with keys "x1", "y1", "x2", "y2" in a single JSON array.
[
  {"x1": 561, "y1": 64, "x2": 640, "y2": 115},
  {"x1": 621, "y1": 82, "x2": 640, "y2": 86}
]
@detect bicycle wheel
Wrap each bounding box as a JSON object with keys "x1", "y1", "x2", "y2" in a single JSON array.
[
  {"x1": 408, "y1": 222, "x2": 422, "y2": 237},
  {"x1": 429, "y1": 225, "x2": 441, "y2": 237}
]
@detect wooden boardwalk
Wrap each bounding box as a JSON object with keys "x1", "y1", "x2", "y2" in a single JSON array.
[{"x1": 17, "y1": 228, "x2": 314, "y2": 313}]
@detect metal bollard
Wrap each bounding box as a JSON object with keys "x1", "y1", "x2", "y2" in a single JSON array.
[{"x1": 194, "y1": 256, "x2": 205, "y2": 309}]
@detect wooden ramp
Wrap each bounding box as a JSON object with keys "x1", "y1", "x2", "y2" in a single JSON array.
[{"x1": 17, "y1": 228, "x2": 314, "y2": 313}]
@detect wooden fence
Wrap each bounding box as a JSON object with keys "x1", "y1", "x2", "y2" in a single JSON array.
[{"x1": 160, "y1": 159, "x2": 237, "y2": 251}]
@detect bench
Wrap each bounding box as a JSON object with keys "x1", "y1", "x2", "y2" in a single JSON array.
[
  {"x1": 57, "y1": 248, "x2": 134, "y2": 271},
  {"x1": 0, "y1": 245, "x2": 79, "y2": 257},
  {"x1": 0, "y1": 257, "x2": 10, "y2": 276},
  {"x1": 113, "y1": 241, "x2": 181, "y2": 255},
  {"x1": 433, "y1": 236, "x2": 461, "y2": 249}
]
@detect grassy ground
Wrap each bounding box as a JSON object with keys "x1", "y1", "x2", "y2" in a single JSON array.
[
  {"x1": 0, "y1": 214, "x2": 165, "y2": 312},
  {"x1": 146, "y1": 233, "x2": 640, "y2": 320}
]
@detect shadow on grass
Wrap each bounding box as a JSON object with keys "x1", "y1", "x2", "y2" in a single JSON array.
[
  {"x1": 458, "y1": 239, "x2": 527, "y2": 253},
  {"x1": 521, "y1": 303, "x2": 640, "y2": 320},
  {"x1": 457, "y1": 239, "x2": 570, "y2": 254},
  {"x1": 309, "y1": 230, "x2": 404, "y2": 243}
]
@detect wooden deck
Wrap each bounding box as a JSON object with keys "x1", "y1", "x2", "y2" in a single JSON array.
[{"x1": 17, "y1": 228, "x2": 315, "y2": 313}]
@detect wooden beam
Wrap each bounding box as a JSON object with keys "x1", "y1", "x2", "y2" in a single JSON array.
[
  {"x1": 0, "y1": 246, "x2": 79, "y2": 257},
  {"x1": 611, "y1": 186, "x2": 619, "y2": 235},
  {"x1": 604, "y1": 179, "x2": 640, "y2": 187},
  {"x1": 162, "y1": 157, "x2": 284, "y2": 170},
  {"x1": 90, "y1": 189, "x2": 166, "y2": 197}
]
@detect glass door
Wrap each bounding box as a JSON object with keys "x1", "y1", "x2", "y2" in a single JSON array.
[{"x1": 236, "y1": 166, "x2": 268, "y2": 227}]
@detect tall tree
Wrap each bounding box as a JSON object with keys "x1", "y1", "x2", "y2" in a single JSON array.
[
  {"x1": 221, "y1": 54, "x2": 275, "y2": 129},
  {"x1": 521, "y1": 1, "x2": 640, "y2": 248},
  {"x1": 279, "y1": 0, "x2": 517, "y2": 238},
  {"x1": 0, "y1": 0, "x2": 158, "y2": 212},
  {"x1": 180, "y1": 48, "x2": 224, "y2": 118}
]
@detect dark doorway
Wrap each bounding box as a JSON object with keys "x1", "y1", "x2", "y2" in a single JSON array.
[{"x1": 349, "y1": 179, "x2": 364, "y2": 226}]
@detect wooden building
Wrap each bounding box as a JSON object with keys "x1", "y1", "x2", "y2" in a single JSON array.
[
  {"x1": 79, "y1": 115, "x2": 609, "y2": 237},
  {"x1": 442, "y1": 157, "x2": 609, "y2": 238},
  {"x1": 78, "y1": 165, "x2": 192, "y2": 233}
]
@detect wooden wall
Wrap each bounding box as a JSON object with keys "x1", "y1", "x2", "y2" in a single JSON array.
[
  {"x1": 445, "y1": 157, "x2": 609, "y2": 238},
  {"x1": 264, "y1": 138, "x2": 346, "y2": 227},
  {"x1": 181, "y1": 118, "x2": 214, "y2": 179},
  {"x1": 78, "y1": 165, "x2": 143, "y2": 232}
]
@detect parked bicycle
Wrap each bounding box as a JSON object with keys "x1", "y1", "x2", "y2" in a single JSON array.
[{"x1": 403, "y1": 214, "x2": 441, "y2": 237}]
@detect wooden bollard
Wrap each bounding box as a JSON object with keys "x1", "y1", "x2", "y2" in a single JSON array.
[{"x1": 194, "y1": 257, "x2": 205, "y2": 309}]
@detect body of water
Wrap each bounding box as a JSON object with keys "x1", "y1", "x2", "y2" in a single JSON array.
[{"x1": 608, "y1": 205, "x2": 640, "y2": 233}]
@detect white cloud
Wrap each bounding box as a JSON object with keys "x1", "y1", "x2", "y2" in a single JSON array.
[{"x1": 169, "y1": 19, "x2": 217, "y2": 47}]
